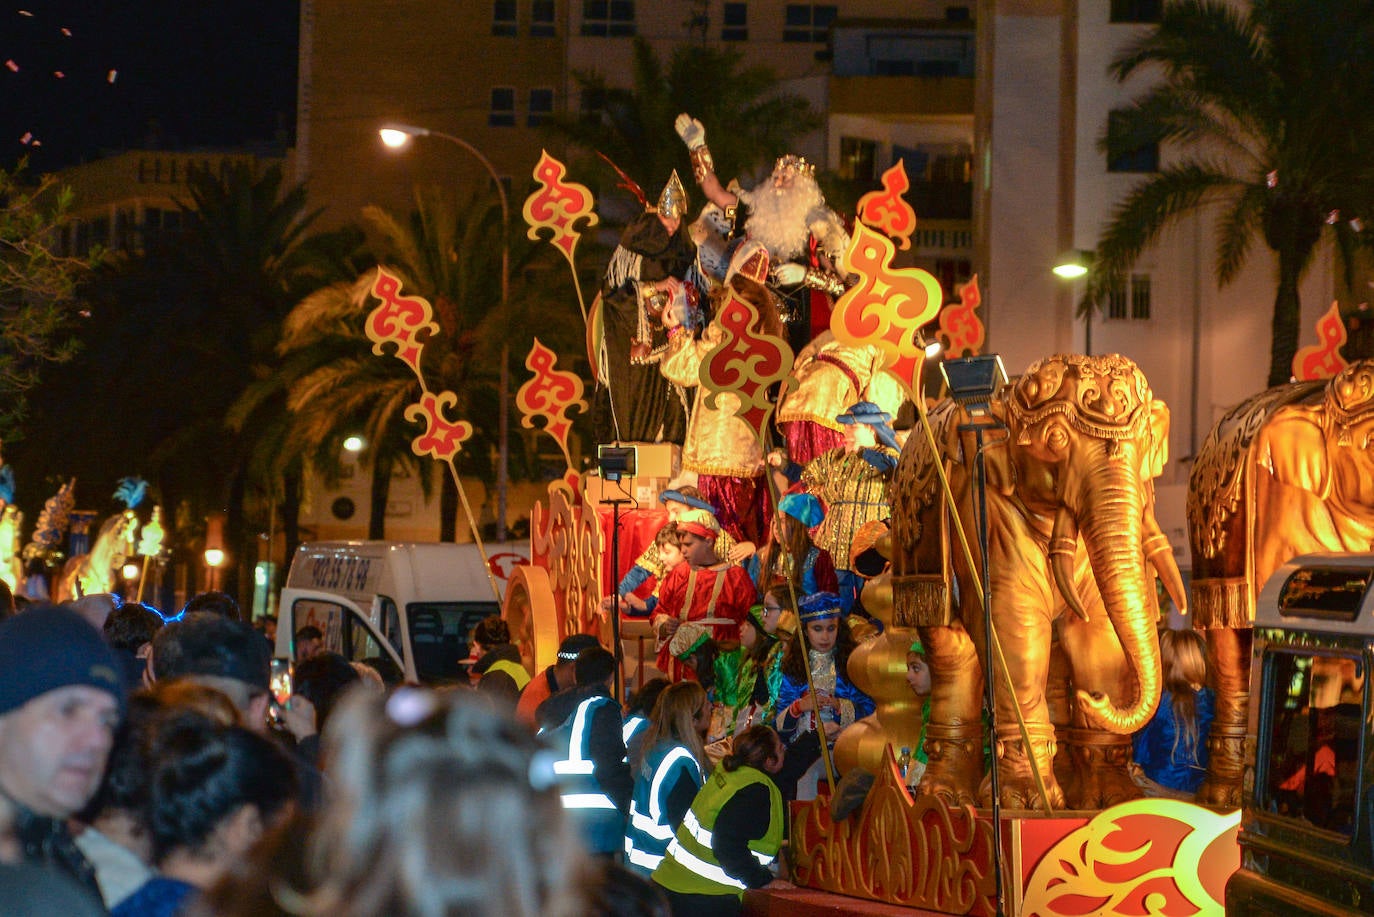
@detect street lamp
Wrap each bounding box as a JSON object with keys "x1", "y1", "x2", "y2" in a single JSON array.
[
  {"x1": 1052, "y1": 249, "x2": 1094, "y2": 354},
  {"x1": 379, "y1": 122, "x2": 510, "y2": 542}
]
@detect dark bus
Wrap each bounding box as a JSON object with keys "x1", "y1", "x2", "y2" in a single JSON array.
[{"x1": 1228, "y1": 554, "x2": 1374, "y2": 915}]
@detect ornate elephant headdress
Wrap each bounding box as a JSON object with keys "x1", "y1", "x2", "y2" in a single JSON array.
[
  {"x1": 1324, "y1": 360, "x2": 1374, "y2": 445},
  {"x1": 1007, "y1": 354, "x2": 1153, "y2": 444}
]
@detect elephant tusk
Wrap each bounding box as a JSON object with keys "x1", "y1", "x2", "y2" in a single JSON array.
[
  {"x1": 1049, "y1": 507, "x2": 1091, "y2": 623},
  {"x1": 1142, "y1": 531, "x2": 1188, "y2": 616}
]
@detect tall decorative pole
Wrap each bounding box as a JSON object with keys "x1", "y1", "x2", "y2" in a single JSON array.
[
  {"x1": 380, "y1": 123, "x2": 511, "y2": 541},
  {"x1": 365, "y1": 267, "x2": 503, "y2": 604}
]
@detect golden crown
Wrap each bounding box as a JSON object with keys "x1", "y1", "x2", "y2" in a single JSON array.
[{"x1": 773, "y1": 154, "x2": 815, "y2": 179}]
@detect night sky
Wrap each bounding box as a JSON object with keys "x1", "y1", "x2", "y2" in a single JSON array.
[{"x1": 1, "y1": 1, "x2": 299, "y2": 171}]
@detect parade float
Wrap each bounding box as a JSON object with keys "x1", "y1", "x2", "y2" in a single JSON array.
[{"x1": 354, "y1": 136, "x2": 1374, "y2": 914}]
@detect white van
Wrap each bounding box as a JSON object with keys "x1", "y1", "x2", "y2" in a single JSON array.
[{"x1": 275, "y1": 541, "x2": 530, "y2": 684}]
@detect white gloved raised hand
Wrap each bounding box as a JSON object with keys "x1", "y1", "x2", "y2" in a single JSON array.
[
  {"x1": 773, "y1": 263, "x2": 807, "y2": 286},
  {"x1": 674, "y1": 113, "x2": 706, "y2": 150}
]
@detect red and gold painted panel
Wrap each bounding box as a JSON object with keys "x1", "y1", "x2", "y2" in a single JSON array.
[{"x1": 792, "y1": 748, "x2": 1239, "y2": 916}]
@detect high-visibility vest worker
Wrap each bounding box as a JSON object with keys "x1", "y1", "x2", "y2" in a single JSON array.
[
  {"x1": 622, "y1": 712, "x2": 650, "y2": 762},
  {"x1": 624, "y1": 741, "x2": 704, "y2": 875},
  {"x1": 652, "y1": 762, "x2": 783, "y2": 898},
  {"x1": 542, "y1": 690, "x2": 628, "y2": 855}
]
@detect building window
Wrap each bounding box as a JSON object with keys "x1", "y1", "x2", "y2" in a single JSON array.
[
  {"x1": 722, "y1": 2, "x2": 747, "y2": 41},
  {"x1": 582, "y1": 0, "x2": 635, "y2": 37},
  {"x1": 528, "y1": 88, "x2": 554, "y2": 127},
  {"x1": 839, "y1": 136, "x2": 877, "y2": 182},
  {"x1": 489, "y1": 87, "x2": 516, "y2": 127},
  {"x1": 1107, "y1": 274, "x2": 1151, "y2": 320},
  {"x1": 1110, "y1": 0, "x2": 1161, "y2": 23},
  {"x1": 531, "y1": 0, "x2": 556, "y2": 36},
  {"x1": 784, "y1": 4, "x2": 836, "y2": 43},
  {"x1": 1106, "y1": 109, "x2": 1159, "y2": 173},
  {"x1": 580, "y1": 85, "x2": 606, "y2": 125},
  {"x1": 492, "y1": 0, "x2": 517, "y2": 36}
]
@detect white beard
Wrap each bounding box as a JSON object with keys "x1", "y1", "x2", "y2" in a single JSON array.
[{"x1": 743, "y1": 178, "x2": 825, "y2": 263}]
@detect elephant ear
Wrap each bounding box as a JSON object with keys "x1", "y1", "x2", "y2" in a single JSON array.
[
  {"x1": 1140, "y1": 400, "x2": 1171, "y2": 481},
  {"x1": 1257, "y1": 406, "x2": 1329, "y2": 499}
]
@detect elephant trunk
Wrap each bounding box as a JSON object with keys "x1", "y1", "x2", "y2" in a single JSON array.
[{"x1": 1074, "y1": 462, "x2": 1162, "y2": 734}]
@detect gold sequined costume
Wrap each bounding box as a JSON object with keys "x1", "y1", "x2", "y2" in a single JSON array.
[{"x1": 802, "y1": 447, "x2": 898, "y2": 573}]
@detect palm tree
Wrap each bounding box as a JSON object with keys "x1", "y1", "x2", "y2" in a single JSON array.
[
  {"x1": 1091, "y1": 0, "x2": 1374, "y2": 386},
  {"x1": 542, "y1": 37, "x2": 821, "y2": 200},
  {"x1": 17, "y1": 160, "x2": 355, "y2": 603},
  {"x1": 268, "y1": 186, "x2": 585, "y2": 540}
]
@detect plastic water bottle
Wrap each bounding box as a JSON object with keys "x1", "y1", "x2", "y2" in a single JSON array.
[{"x1": 897, "y1": 746, "x2": 912, "y2": 780}]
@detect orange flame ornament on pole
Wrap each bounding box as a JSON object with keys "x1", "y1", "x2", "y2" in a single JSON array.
[
  {"x1": 365, "y1": 267, "x2": 500, "y2": 603},
  {"x1": 937, "y1": 274, "x2": 986, "y2": 358},
  {"x1": 1292, "y1": 301, "x2": 1350, "y2": 381},
  {"x1": 366, "y1": 267, "x2": 439, "y2": 376},
  {"x1": 523, "y1": 150, "x2": 598, "y2": 323},
  {"x1": 698, "y1": 289, "x2": 796, "y2": 446},
  {"x1": 830, "y1": 222, "x2": 945, "y2": 398},
  {"x1": 517, "y1": 338, "x2": 587, "y2": 471},
  {"x1": 856, "y1": 160, "x2": 918, "y2": 251}
]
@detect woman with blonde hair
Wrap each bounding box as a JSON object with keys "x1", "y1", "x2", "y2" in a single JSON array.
[
  {"x1": 624, "y1": 682, "x2": 712, "y2": 876},
  {"x1": 301, "y1": 688, "x2": 591, "y2": 917},
  {"x1": 1132, "y1": 627, "x2": 1214, "y2": 798}
]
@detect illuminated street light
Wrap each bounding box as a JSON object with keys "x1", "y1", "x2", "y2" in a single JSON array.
[
  {"x1": 122, "y1": 561, "x2": 140, "y2": 581},
  {"x1": 1052, "y1": 250, "x2": 1092, "y2": 279},
  {"x1": 343, "y1": 434, "x2": 365, "y2": 453},
  {"x1": 1053, "y1": 249, "x2": 1095, "y2": 354},
  {"x1": 379, "y1": 122, "x2": 510, "y2": 541},
  {"x1": 204, "y1": 547, "x2": 225, "y2": 568}
]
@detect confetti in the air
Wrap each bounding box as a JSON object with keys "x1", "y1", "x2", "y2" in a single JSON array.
[
  {"x1": 53, "y1": 70, "x2": 64, "y2": 78},
  {"x1": 107, "y1": 69, "x2": 117, "y2": 83},
  {"x1": 4, "y1": 60, "x2": 18, "y2": 73},
  {"x1": 60, "y1": 27, "x2": 72, "y2": 37},
  {"x1": 19, "y1": 132, "x2": 31, "y2": 145},
  {"x1": 17, "y1": 9, "x2": 32, "y2": 16}
]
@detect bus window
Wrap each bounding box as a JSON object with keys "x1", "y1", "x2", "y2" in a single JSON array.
[{"x1": 1259, "y1": 650, "x2": 1364, "y2": 835}]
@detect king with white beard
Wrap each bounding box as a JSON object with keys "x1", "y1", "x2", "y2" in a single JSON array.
[{"x1": 675, "y1": 113, "x2": 851, "y2": 351}]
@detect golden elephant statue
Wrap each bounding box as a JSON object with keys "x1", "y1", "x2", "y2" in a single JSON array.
[
  {"x1": 888, "y1": 353, "x2": 1185, "y2": 810},
  {"x1": 1187, "y1": 359, "x2": 1374, "y2": 806}
]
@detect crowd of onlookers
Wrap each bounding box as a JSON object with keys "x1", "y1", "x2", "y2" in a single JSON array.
[{"x1": 0, "y1": 467, "x2": 1215, "y2": 917}]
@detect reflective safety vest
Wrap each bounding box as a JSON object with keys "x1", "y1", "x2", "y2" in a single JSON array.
[
  {"x1": 543, "y1": 694, "x2": 626, "y2": 854},
  {"x1": 623, "y1": 740, "x2": 704, "y2": 876},
  {"x1": 651, "y1": 764, "x2": 783, "y2": 897},
  {"x1": 622, "y1": 714, "x2": 649, "y2": 763}
]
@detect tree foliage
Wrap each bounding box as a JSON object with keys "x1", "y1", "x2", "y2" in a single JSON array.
[
  {"x1": 1093, "y1": 0, "x2": 1374, "y2": 385},
  {"x1": 0, "y1": 164, "x2": 99, "y2": 436},
  {"x1": 541, "y1": 37, "x2": 822, "y2": 204}
]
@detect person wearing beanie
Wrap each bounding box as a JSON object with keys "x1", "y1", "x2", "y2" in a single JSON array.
[
  {"x1": 535, "y1": 646, "x2": 631, "y2": 856},
  {"x1": 0, "y1": 604, "x2": 125, "y2": 902},
  {"x1": 516, "y1": 632, "x2": 600, "y2": 728},
  {"x1": 773, "y1": 592, "x2": 874, "y2": 801},
  {"x1": 652, "y1": 511, "x2": 754, "y2": 682}
]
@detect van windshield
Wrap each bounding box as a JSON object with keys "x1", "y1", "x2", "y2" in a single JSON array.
[{"x1": 407, "y1": 601, "x2": 500, "y2": 683}]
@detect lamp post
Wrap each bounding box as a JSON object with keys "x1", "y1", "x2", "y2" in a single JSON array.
[
  {"x1": 1053, "y1": 249, "x2": 1094, "y2": 355},
  {"x1": 379, "y1": 123, "x2": 510, "y2": 542}
]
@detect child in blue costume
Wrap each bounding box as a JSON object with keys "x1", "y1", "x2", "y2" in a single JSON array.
[
  {"x1": 1132, "y1": 628, "x2": 1214, "y2": 797},
  {"x1": 773, "y1": 591, "x2": 874, "y2": 799},
  {"x1": 746, "y1": 491, "x2": 837, "y2": 598}
]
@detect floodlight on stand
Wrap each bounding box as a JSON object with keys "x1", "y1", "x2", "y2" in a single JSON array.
[
  {"x1": 1052, "y1": 250, "x2": 1092, "y2": 279},
  {"x1": 597, "y1": 444, "x2": 638, "y2": 482},
  {"x1": 940, "y1": 354, "x2": 1008, "y2": 417}
]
